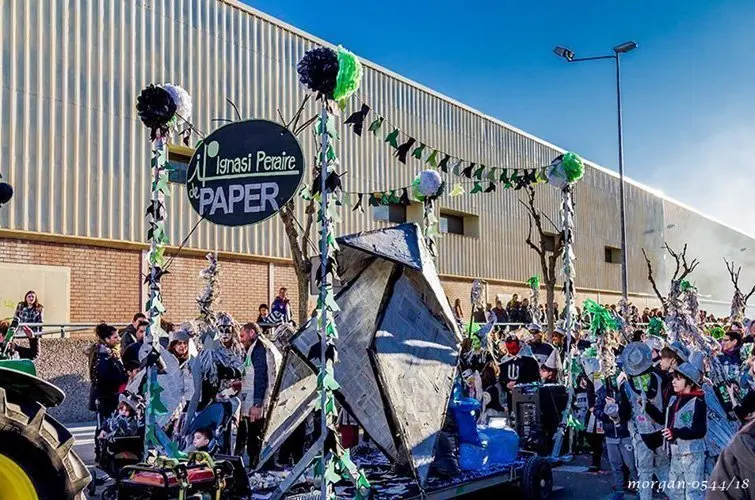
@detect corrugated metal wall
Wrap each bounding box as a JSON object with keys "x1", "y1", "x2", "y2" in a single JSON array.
[{"x1": 0, "y1": 0, "x2": 746, "y2": 296}]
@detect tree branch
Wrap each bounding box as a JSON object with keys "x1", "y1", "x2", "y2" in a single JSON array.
[
  {"x1": 724, "y1": 258, "x2": 742, "y2": 293},
  {"x1": 642, "y1": 248, "x2": 666, "y2": 307}
]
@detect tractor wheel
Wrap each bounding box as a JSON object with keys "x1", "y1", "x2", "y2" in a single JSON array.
[
  {"x1": 0, "y1": 387, "x2": 90, "y2": 499},
  {"x1": 521, "y1": 455, "x2": 553, "y2": 500}
]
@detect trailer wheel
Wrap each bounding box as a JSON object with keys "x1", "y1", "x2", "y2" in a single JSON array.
[
  {"x1": 521, "y1": 456, "x2": 553, "y2": 500},
  {"x1": 0, "y1": 387, "x2": 90, "y2": 499}
]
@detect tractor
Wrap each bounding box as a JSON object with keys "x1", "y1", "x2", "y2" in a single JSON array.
[{"x1": 0, "y1": 321, "x2": 91, "y2": 499}]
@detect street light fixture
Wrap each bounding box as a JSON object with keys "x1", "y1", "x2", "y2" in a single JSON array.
[
  {"x1": 553, "y1": 41, "x2": 638, "y2": 302},
  {"x1": 553, "y1": 46, "x2": 574, "y2": 61},
  {"x1": 613, "y1": 41, "x2": 638, "y2": 54}
]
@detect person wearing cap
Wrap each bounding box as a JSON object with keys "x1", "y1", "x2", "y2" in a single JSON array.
[
  {"x1": 498, "y1": 334, "x2": 540, "y2": 411},
  {"x1": 167, "y1": 323, "x2": 195, "y2": 409},
  {"x1": 594, "y1": 375, "x2": 637, "y2": 500},
  {"x1": 621, "y1": 342, "x2": 669, "y2": 500},
  {"x1": 659, "y1": 340, "x2": 690, "y2": 404},
  {"x1": 663, "y1": 361, "x2": 707, "y2": 500},
  {"x1": 539, "y1": 356, "x2": 559, "y2": 384},
  {"x1": 645, "y1": 334, "x2": 664, "y2": 365},
  {"x1": 527, "y1": 323, "x2": 559, "y2": 369}
]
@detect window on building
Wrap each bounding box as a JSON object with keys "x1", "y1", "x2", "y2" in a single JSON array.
[
  {"x1": 440, "y1": 213, "x2": 464, "y2": 235},
  {"x1": 167, "y1": 144, "x2": 194, "y2": 184},
  {"x1": 372, "y1": 204, "x2": 407, "y2": 223},
  {"x1": 543, "y1": 233, "x2": 558, "y2": 253},
  {"x1": 605, "y1": 246, "x2": 622, "y2": 264}
]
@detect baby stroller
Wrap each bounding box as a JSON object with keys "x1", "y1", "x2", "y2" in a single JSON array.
[
  {"x1": 182, "y1": 398, "x2": 238, "y2": 455},
  {"x1": 88, "y1": 394, "x2": 145, "y2": 498}
]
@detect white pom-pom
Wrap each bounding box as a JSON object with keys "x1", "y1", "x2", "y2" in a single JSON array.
[
  {"x1": 162, "y1": 83, "x2": 192, "y2": 124},
  {"x1": 418, "y1": 169, "x2": 443, "y2": 197}
]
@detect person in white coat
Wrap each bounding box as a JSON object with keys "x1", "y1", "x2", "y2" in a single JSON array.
[{"x1": 236, "y1": 322, "x2": 282, "y2": 467}]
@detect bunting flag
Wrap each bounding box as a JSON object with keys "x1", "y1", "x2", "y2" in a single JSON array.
[{"x1": 342, "y1": 98, "x2": 565, "y2": 192}]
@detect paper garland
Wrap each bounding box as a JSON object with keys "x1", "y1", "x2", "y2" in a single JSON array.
[{"x1": 343, "y1": 97, "x2": 585, "y2": 193}]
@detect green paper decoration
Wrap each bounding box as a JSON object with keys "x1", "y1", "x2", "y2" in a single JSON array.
[
  {"x1": 680, "y1": 280, "x2": 695, "y2": 292},
  {"x1": 583, "y1": 299, "x2": 618, "y2": 334},
  {"x1": 709, "y1": 326, "x2": 725, "y2": 340},
  {"x1": 426, "y1": 149, "x2": 439, "y2": 167},
  {"x1": 647, "y1": 317, "x2": 666, "y2": 337},
  {"x1": 470, "y1": 182, "x2": 483, "y2": 194},
  {"x1": 412, "y1": 143, "x2": 426, "y2": 159},
  {"x1": 487, "y1": 167, "x2": 498, "y2": 182},
  {"x1": 333, "y1": 46, "x2": 363, "y2": 102},
  {"x1": 526, "y1": 275, "x2": 540, "y2": 289},
  {"x1": 385, "y1": 129, "x2": 400, "y2": 148},
  {"x1": 368, "y1": 117, "x2": 384, "y2": 134},
  {"x1": 473, "y1": 165, "x2": 486, "y2": 180},
  {"x1": 561, "y1": 152, "x2": 585, "y2": 183}
]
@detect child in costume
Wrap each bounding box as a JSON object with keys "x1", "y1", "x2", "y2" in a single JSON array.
[
  {"x1": 622, "y1": 342, "x2": 669, "y2": 500},
  {"x1": 663, "y1": 360, "x2": 707, "y2": 500}
]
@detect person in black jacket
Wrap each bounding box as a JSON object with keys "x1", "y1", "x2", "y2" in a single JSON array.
[
  {"x1": 120, "y1": 314, "x2": 147, "y2": 353},
  {"x1": 498, "y1": 334, "x2": 539, "y2": 412},
  {"x1": 594, "y1": 380, "x2": 637, "y2": 499},
  {"x1": 88, "y1": 323, "x2": 127, "y2": 461}
]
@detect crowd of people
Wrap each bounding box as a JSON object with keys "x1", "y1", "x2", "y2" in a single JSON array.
[
  {"x1": 83, "y1": 286, "x2": 295, "y2": 474},
  {"x1": 5, "y1": 284, "x2": 755, "y2": 498},
  {"x1": 455, "y1": 294, "x2": 755, "y2": 500}
]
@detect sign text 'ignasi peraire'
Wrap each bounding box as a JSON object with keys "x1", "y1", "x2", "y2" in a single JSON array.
[{"x1": 186, "y1": 120, "x2": 305, "y2": 227}]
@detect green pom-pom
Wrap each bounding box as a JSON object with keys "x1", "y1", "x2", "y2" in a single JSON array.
[
  {"x1": 709, "y1": 326, "x2": 725, "y2": 340},
  {"x1": 333, "y1": 46, "x2": 363, "y2": 102},
  {"x1": 680, "y1": 280, "x2": 695, "y2": 292},
  {"x1": 648, "y1": 317, "x2": 666, "y2": 337},
  {"x1": 526, "y1": 275, "x2": 540, "y2": 289},
  {"x1": 561, "y1": 152, "x2": 584, "y2": 183}
]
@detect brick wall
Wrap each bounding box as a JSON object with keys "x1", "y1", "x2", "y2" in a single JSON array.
[
  {"x1": 0, "y1": 237, "x2": 303, "y2": 331},
  {"x1": 0, "y1": 238, "x2": 141, "y2": 323}
]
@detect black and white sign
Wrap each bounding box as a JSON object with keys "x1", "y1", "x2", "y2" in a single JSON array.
[{"x1": 186, "y1": 119, "x2": 305, "y2": 227}]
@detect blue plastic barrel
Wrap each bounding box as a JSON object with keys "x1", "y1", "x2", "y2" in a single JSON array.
[
  {"x1": 449, "y1": 397, "x2": 481, "y2": 445},
  {"x1": 459, "y1": 443, "x2": 488, "y2": 470},
  {"x1": 483, "y1": 426, "x2": 519, "y2": 465}
]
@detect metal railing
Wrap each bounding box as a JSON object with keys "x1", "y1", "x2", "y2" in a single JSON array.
[{"x1": 17, "y1": 323, "x2": 130, "y2": 338}]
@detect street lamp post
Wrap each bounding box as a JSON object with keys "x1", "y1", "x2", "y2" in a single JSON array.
[{"x1": 554, "y1": 41, "x2": 637, "y2": 302}]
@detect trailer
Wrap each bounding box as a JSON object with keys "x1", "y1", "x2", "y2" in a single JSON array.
[{"x1": 274, "y1": 450, "x2": 555, "y2": 500}]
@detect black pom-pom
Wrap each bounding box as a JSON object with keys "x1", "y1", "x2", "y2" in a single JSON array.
[
  {"x1": 297, "y1": 47, "x2": 339, "y2": 99},
  {"x1": 0, "y1": 182, "x2": 13, "y2": 206},
  {"x1": 136, "y1": 84, "x2": 177, "y2": 139}
]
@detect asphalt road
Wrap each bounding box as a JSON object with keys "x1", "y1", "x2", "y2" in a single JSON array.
[{"x1": 67, "y1": 422, "x2": 626, "y2": 499}]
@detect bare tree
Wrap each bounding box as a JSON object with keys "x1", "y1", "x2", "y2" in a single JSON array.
[
  {"x1": 276, "y1": 97, "x2": 319, "y2": 325},
  {"x1": 520, "y1": 186, "x2": 564, "y2": 336},
  {"x1": 724, "y1": 258, "x2": 755, "y2": 322},
  {"x1": 642, "y1": 242, "x2": 700, "y2": 315}
]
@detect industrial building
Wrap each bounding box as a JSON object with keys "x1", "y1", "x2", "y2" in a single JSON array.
[{"x1": 1, "y1": 0, "x2": 753, "y2": 329}]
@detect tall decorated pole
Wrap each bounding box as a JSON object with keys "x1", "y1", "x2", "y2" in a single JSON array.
[
  {"x1": 526, "y1": 275, "x2": 541, "y2": 326},
  {"x1": 135, "y1": 83, "x2": 191, "y2": 457},
  {"x1": 295, "y1": 45, "x2": 370, "y2": 499},
  {"x1": 545, "y1": 152, "x2": 584, "y2": 458}
]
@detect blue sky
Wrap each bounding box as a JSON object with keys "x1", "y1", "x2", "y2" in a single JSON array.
[{"x1": 245, "y1": 0, "x2": 755, "y2": 235}]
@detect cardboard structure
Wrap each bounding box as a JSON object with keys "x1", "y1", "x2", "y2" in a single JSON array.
[{"x1": 260, "y1": 223, "x2": 461, "y2": 486}]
